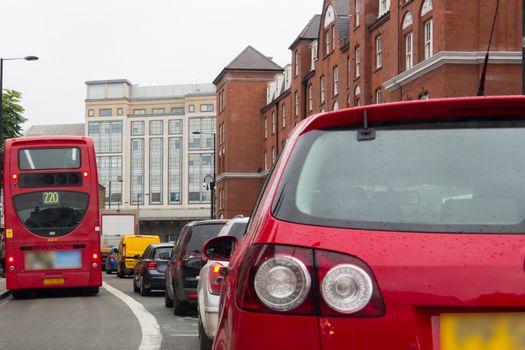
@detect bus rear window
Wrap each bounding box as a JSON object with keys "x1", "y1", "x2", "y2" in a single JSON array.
[
  {"x1": 13, "y1": 191, "x2": 89, "y2": 237},
  {"x1": 19, "y1": 147, "x2": 81, "y2": 170}
]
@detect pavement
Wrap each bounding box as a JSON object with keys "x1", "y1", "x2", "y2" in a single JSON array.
[{"x1": 0, "y1": 277, "x2": 8, "y2": 300}]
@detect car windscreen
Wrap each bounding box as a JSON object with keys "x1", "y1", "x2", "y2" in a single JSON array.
[
  {"x1": 228, "y1": 222, "x2": 248, "y2": 239},
  {"x1": 19, "y1": 147, "x2": 81, "y2": 170},
  {"x1": 273, "y1": 120, "x2": 525, "y2": 233},
  {"x1": 186, "y1": 224, "x2": 225, "y2": 253},
  {"x1": 13, "y1": 191, "x2": 89, "y2": 237},
  {"x1": 154, "y1": 247, "x2": 172, "y2": 260}
]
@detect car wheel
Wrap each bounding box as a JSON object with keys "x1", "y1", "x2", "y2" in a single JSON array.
[
  {"x1": 173, "y1": 289, "x2": 188, "y2": 316},
  {"x1": 105, "y1": 267, "x2": 112, "y2": 275},
  {"x1": 164, "y1": 289, "x2": 173, "y2": 308},
  {"x1": 198, "y1": 312, "x2": 213, "y2": 350},
  {"x1": 117, "y1": 263, "x2": 124, "y2": 278},
  {"x1": 139, "y1": 276, "x2": 150, "y2": 296},
  {"x1": 133, "y1": 276, "x2": 140, "y2": 293}
]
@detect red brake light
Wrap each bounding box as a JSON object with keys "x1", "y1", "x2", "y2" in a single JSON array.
[
  {"x1": 83, "y1": 171, "x2": 89, "y2": 177},
  {"x1": 12, "y1": 174, "x2": 18, "y2": 180},
  {"x1": 146, "y1": 261, "x2": 157, "y2": 270},
  {"x1": 92, "y1": 253, "x2": 98, "y2": 260},
  {"x1": 7, "y1": 256, "x2": 14, "y2": 263},
  {"x1": 122, "y1": 244, "x2": 126, "y2": 257},
  {"x1": 208, "y1": 262, "x2": 224, "y2": 295}
]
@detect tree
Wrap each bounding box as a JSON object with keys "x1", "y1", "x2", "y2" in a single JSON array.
[{"x1": 1, "y1": 89, "x2": 27, "y2": 146}]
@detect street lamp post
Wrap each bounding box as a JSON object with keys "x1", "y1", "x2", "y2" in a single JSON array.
[
  {"x1": 192, "y1": 131, "x2": 216, "y2": 219},
  {"x1": 0, "y1": 56, "x2": 39, "y2": 145}
]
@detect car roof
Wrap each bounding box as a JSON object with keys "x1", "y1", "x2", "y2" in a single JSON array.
[
  {"x1": 185, "y1": 219, "x2": 229, "y2": 227},
  {"x1": 149, "y1": 243, "x2": 174, "y2": 249},
  {"x1": 218, "y1": 217, "x2": 250, "y2": 236}
]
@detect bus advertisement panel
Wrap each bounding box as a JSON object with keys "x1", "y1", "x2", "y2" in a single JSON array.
[{"x1": 3, "y1": 136, "x2": 102, "y2": 294}]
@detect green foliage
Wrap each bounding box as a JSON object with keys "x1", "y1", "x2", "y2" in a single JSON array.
[{"x1": 2, "y1": 89, "x2": 27, "y2": 144}]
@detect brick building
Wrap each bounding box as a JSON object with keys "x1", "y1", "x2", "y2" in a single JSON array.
[{"x1": 214, "y1": 0, "x2": 522, "y2": 218}]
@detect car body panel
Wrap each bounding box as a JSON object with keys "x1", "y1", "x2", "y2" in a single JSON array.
[{"x1": 133, "y1": 243, "x2": 173, "y2": 292}]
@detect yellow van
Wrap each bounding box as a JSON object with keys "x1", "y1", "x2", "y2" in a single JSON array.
[{"x1": 116, "y1": 235, "x2": 160, "y2": 277}]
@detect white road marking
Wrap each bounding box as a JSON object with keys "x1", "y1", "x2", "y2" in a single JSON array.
[{"x1": 103, "y1": 282, "x2": 162, "y2": 350}]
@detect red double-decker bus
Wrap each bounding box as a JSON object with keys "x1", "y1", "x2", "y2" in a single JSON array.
[{"x1": 3, "y1": 136, "x2": 102, "y2": 296}]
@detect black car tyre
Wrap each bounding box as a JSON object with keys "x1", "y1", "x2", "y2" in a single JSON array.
[
  {"x1": 164, "y1": 289, "x2": 173, "y2": 308},
  {"x1": 133, "y1": 277, "x2": 140, "y2": 293},
  {"x1": 173, "y1": 290, "x2": 188, "y2": 316},
  {"x1": 117, "y1": 263, "x2": 124, "y2": 278},
  {"x1": 139, "y1": 276, "x2": 150, "y2": 296},
  {"x1": 105, "y1": 267, "x2": 112, "y2": 275},
  {"x1": 198, "y1": 312, "x2": 213, "y2": 350}
]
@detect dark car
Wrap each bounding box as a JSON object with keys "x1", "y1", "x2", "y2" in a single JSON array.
[
  {"x1": 133, "y1": 242, "x2": 173, "y2": 296},
  {"x1": 105, "y1": 248, "x2": 118, "y2": 274},
  {"x1": 165, "y1": 219, "x2": 228, "y2": 315}
]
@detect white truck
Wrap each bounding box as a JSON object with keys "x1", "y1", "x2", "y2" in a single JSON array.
[{"x1": 100, "y1": 213, "x2": 136, "y2": 270}]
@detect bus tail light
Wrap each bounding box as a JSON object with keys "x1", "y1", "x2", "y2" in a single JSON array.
[
  {"x1": 208, "y1": 263, "x2": 225, "y2": 295},
  {"x1": 146, "y1": 261, "x2": 157, "y2": 270},
  {"x1": 83, "y1": 171, "x2": 89, "y2": 177},
  {"x1": 11, "y1": 174, "x2": 18, "y2": 180},
  {"x1": 7, "y1": 256, "x2": 14, "y2": 264},
  {"x1": 91, "y1": 251, "x2": 99, "y2": 269}
]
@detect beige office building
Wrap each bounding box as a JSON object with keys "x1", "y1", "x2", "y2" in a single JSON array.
[{"x1": 85, "y1": 79, "x2": 216, "y2": 240}]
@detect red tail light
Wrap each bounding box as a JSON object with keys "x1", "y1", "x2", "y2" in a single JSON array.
[
  {"x1": 122, "y1": 244, "x2": 126, "y2": 257},
  {"x1": 146, "y1": 261, "x2": 157, "y2": 270},
  {"x1": 208, "y1": 262, "x2": 224, "y2": 295},
  {"x1": 7, "y1": 256, "x2": 14, "y2": 264},
  {"x1": 83, "y1": 171, "x2": 89, "y2": 177},
  {"x1": 236, "y1": 244, "x2": 384, "y2": 317},
  {"x1": 92, "y1": 253, "x2": 98, "y2": 260},
  {"x1": 110, "y1": 256, "x2": 115, "y2": 261}
]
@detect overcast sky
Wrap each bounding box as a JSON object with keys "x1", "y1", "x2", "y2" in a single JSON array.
[{"x1": 1, "y1": 0, "x2": 321, "y2": 130}]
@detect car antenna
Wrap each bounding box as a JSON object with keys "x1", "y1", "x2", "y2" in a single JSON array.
[
  {"x1": 476, "y1": 0, "x2": 500, "y2": 96},
  {"x1": 357, "y1": 109, "x2": 376, "y2": 141}
]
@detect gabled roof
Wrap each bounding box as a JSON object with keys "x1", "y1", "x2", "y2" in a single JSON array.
[
  {"x1": 24, "y1": 123, "x2": 85, "y2": 137},
  {"x1": 318, "y1": 0, "x2": 350, "y2": 44},
  {"x1": 289, "y1": 15, "x2": 322, "y2": 49},
  {"x1": 213, "y1": 46, "x2": 283, "y2": 85}
]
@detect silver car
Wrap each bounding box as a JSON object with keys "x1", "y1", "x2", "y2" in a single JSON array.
[{"x1": 197, "y1": 216, "x2": 248, "y2": 350}]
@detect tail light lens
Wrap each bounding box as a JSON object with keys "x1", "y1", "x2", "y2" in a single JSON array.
[
  {"x1": 110, "y1": 256, "x2": 115, "y2": 261},
  {"x1": 208, "y1": 262, "x2": 225, "y2": 295},
  {"x1": 122, "y1": 244, "x2": 126, "y2": 257},
  {"x1": 146, "y1": 261, "x2": 157, "y2": 270},
  {"x1": 236, "y1": 244, "x2": 384, "y2": 317},
  {"x1": 7, "y1": 256, "x2": 14, "y2": 264}
]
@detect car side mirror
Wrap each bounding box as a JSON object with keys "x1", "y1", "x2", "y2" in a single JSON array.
[
  {"x1": 112, "y1": 248, "x2": 118, "y2": 254},
  {"x1": 202, "y1": 236, "x2": 238, "y2": 261}
]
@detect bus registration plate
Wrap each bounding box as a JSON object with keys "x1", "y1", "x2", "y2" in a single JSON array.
[
  {"x1": 43, "y1": 278, "x2": 65, "y2": 285},
  {"x1": 440, "y1": 313, "x2": 525, "y2": 350}
]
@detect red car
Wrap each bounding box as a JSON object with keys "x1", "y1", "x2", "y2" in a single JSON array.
[{"x1": 206, "y1": 96, "x2": 525, "y2": 350}]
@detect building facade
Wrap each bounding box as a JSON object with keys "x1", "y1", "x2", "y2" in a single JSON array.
[
  {"x1": 215, "y1": 0, "x2": 522, "y2": 218},
  {"x1": 85, "y1": 80, "x2": 216, "y2": 240}
]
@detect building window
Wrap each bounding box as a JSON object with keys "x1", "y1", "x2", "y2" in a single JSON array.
[
  {"x1": 170, "y1": 107, "x2": 184, "y2": 115},
  {"x1": 333, "y1": 101, "x2": 339, "y2": 111},
  {"x1": 402, "y1": 12, "x2": 413, "y2": 29},
  {"x1": 376, "y1": 34, "x2": 383, "y2": 69},
  {"x1": 96, "y1": 156, "x2": 122, "y2": 207},
  {"x1": 308, "y1": 85, "x2": 313, "y2": 111},
  {"x1": 116, "y1": 108, "x2": 123, "y2": 116},
  {"x1": 420, "y1": 92, "x2": 430, "y2": 100},
  {"x1": 379, "y1": 0, "x2": 390, "y2": 16},
  {"x1": 294, "y1": 91, "x2": 299, "y2": 117},
  {"x1": 99, "y1": 108, "x2": 112, "y2": 117},
  {"x1": 189, "y1": 153, "x2": 213, "y2": 203},
  {"x1": 272, "y1": 146, "x2": 275, "y2": 164},
  {"x1": 282, "y1": 104, "x2": 286, "y2": 128},
  {"x1": 88, "y1": 121, "x2": 122, "y2": 153},
  {"x1": 421, "y1": 0, "x2": 433, "y2": 16},
  {"x1": 311, "y1": 41, "x2": 318, "y2": 70},
  {"x1": 333, "y1": 66, "x2": 339, "y2": 96},
  {"x1": 375, "y1": 89, "x2": 382, "y2": 104},
  {"x1": 168, "y1": 137, "x2": 182, "y2": 204},
  {"x1": 200, "y1": 104, "x2": 214, "y2": 112},
  {"x1": 152, "y1": 108, "x2": 165, "y2": 114},
  {"x1": 405, "y1": 32, "x2": 413, "y2": 70},
  {"x1": 88, "y1": 109, "x2": 94, "y2": 117},
  {"x1": 272, "y1": 111, "x2": 276, "y2": 134},
  {"x1": 168, "y1": 119, "x2": 183, "y2": 134},
  {"x1": 149, "y1": 120, "x2": 163, "y2": 135},
  {"x1": 320, "y1": 76, "x2": 326, "y2": 103},
  {"x1": 424, "y1": 19, "x2": 433, "y2": 60},
  {"x1": 189, "y1": 117, "x2": 215, "y2": 150},
  {"x1": 295, "y1": 50, "x2": 300, "y2": 76},
  {"x1": 149, "y1": 138, "x2": 163, "y2": 204},
  {"x1": 354, "y1": 85, "x2": 361, "y2": 106},
  {"x1": 264, "y1": 116, "x2": 268, "y2": 139},
  {"x1": 133, "y1": 109, "x2": 146, "y2": 115},
  {"x1": 219, "y1": 90, "x2": 225, "y2": 112},
  {"x1": 130, "y1": 138, "x2": 144, "y2": 205},
  {"x1": 189, "y1": 104, "x2": 195, "y2": 113},
  {"x1": 264, "y1": 151, "x2": 268, "y2": 171},
  {"x1": 355, "y1": 46, "x2": 361, "y2": 78},
  {"x1": 325, "y1": 29, "x2": 331, "y2": 55},
  {"x1": 355, "y1": 0, "x2": 361, "y2": 27},
  {"x1": 131, "y1": 121, "x2": 144, "y2": 136}
]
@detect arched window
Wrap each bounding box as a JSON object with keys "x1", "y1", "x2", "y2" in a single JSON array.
[
  {"x1": 402, "y1": 12, "x2": 413, "y2": 29},
  {"x1": 333, "y1": 101, "x2": 339, "y2": 111},
  {"x1": 421, "y1": 0, "x2": 433, "y2": 16}
]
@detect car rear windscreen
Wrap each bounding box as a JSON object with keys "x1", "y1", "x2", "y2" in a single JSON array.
[
  {"x1": 186, "y1": 224, "x2": 225, "y2": 253},
  {"x1": 273, "y1": 121, "x2": 525, "y2": 233}
]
